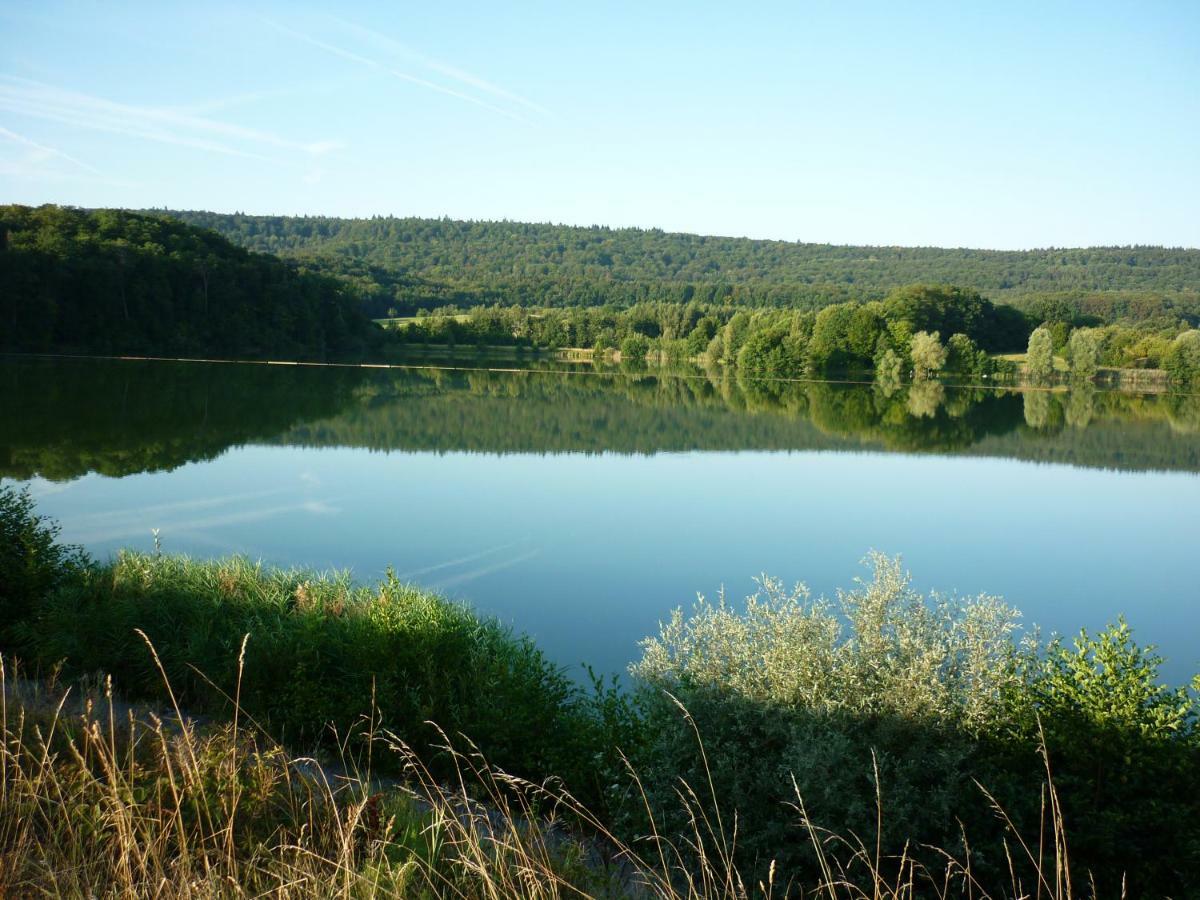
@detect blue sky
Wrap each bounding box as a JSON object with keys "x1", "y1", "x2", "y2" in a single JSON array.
[{"x1": 1, "y1": 1, "x2": 1197, "y2": 248}]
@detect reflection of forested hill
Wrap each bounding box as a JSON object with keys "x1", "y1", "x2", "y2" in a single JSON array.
[
  {"x1": 3, "y1": 358, "x2": 1199, "y2": 481},
  {"x1": 280, "y1": 370, "x2": 857, "y2": 455},
  {"x1": 969, "y1": 401, "x2": 1200, "y2": 471},
  {"x1": 0, "y1": 357, "x2": 365, "y2": 480},
  {"x1": 275, "y1": 369, "x2": 1200, "y2": 472}
]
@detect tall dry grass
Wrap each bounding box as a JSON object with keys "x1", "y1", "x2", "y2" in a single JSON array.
[{"x1": 0, "y1": 644, "x2": 1101, "y2": 900}]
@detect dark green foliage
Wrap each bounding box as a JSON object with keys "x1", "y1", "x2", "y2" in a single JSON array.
[
  {"x1": 1012, "y1": 289, "x2": 1200, "y2": 328},
  {"x1": 618, "y1": 332, "x2": 651, "y2": 365},
  {"x1": 685, "y1": 315, "x2": 719, "y2": 356},
  {"x1": 944, "y1": 332, "x2": 997, "y2": 379},
  {"x1": 1164, "y1": 330, "x2": 1200, "y2": 385},
  {"x1": 158, "y1": 210, "x2": 1200, "y2": 320},
  {"x1": 807, "y1": 302, "x2": 872, "y2": 371},
  {"x1": 0, "y1": 205, "x2": 380, "y2": 358},
  {"x1": 0, "y1": 486, "x2": 85, "y2": 644},
  {"x1": 884, "y1": 284, "x2": 986, "y2": 342},
  {"x1": 1004, "y1": 623, "x2": 1200, "y2": 895},
  {"x1": 735, "y1": 324, "x2": 805, "y2": 378}
]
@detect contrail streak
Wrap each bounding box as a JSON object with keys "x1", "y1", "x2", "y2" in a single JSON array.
[
  {"x1": 0, "y1": 123, "x2": 101, "y2": 173},
  {"x1": 431, "y1": 547, "x2": 541, "y2": 590},
  {"x1": 395, "y1": 542, "x2": 519, "y2": 580},
  {"x1": 331, "y1": 16, "x2": 550, "y2": 116},
  {"x1": 264, "y1": 18, "x2": 526, "y2": 121}
]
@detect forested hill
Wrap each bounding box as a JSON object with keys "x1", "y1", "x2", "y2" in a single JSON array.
[
  {"x1": 1, "y1": 205, "x2": 380, "y2": 358},
  {"x1": 160, "y1": 209, "x2": 1200, "y2": 319}
]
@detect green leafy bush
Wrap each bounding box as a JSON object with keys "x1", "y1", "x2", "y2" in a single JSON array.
[
  {"x1": 619, "y1": 332, "x2": 651, "y2": 366},
  {"x1": 0, "y1": 486, "x2": 86, "y2": 645},
  {"x1": 630, "y1": 555, "x2": 1200, "y2": 893},
  {"x1": 1005, "y1": 622, "x2": 1200, "y2": 893},
  {"x1": 1164, "y1": 329, "x2": 1200, "y2": 385},
  {"x1": 631, "y1": 555, "x2": 1023, "y2": 874}
]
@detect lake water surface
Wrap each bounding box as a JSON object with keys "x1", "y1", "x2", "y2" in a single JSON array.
[{"x1": 3, "y1": 356, "x2": 1198, "y2": 682}]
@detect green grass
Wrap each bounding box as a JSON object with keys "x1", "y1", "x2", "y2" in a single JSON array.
[
  {"x1": 4, "y1": 545, "x2": 624, "y2": 796},
  {"x1": 374, "y1": 314, "x2": 472, "y2": 327},
  {"x1": 994, "y1": 351, "x2": 1071, "y2": 372}
]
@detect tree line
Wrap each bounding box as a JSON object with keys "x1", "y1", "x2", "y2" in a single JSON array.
[
  {"x1": 160, "y1": 208, "x2": 1200, "y2": 321},
  {"x1": 0, "y1": 205, "x2": 381, "y2": 358},
  {"x1": 395, "y1": 283, "x2": 1200, "y2": 385},
  {"x1": 6, "y1": 205, "x2": 1194, "y2": 382},
  {"x1": 394, "y1": 284, "x2": 1026, "y2": 379}
]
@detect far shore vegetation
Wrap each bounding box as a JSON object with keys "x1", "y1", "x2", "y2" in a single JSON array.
[
  {"x1": 4, "y1": 205, "x2": 1199, "y2": 391},
  {"x1": 5, "y1": 356, "x2": 1200, "y2": 486},
  {"x1": 2, "y1": 484, "x2": 1197, "y2": 896},
  {"x1": 382, "y1": 291, "x2": 1200, "y2": 389}
]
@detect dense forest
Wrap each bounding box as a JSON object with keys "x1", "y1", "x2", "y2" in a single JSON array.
[
  {"x1": 391, "y1": 286, "x2": 1030, "y2": 379},
  {"x1": 394, "y1": 296, "x2": 1200, "y2": 383},
  {"x1": 0, "y1": 205, "x2": 380, "y2": 358},
  {"x1": 159, "y1": 209, "x2": 1200, "y2": 322},
  {"x1": 4, "y1": 205, "x2": 1196, "y2": 380}
]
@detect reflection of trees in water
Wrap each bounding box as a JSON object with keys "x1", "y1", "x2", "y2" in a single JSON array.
[
  {"x1": 0, "y1": 358, "x2": 366, "y2": 481},
  {"x1": 876, "y1": 349, "x2": 903, "y2": 397},
  {"x1": 4, "y1": 358, "x2": 1200, "y2": 479},
  {"x1": 1023, "y1": 390, "x2": 1054, "y2": 430},
  {"x1": 906, "y1": 381, "x2": 945, "y2": 419},
  {"x1": 1167, "y1": 394, "x2": 1200, "y2": 434},
  {"x1": 1066, "y1": 385, "x2": 1096, "y2": 429}
]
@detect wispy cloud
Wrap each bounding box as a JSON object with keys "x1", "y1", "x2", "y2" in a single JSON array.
[
  {"x1": 332, "y1": 17, "x2": 551, "y2": 117},
  {"x1": 169, "y1": 87, "x2": 302, "y2": 116},
  {"x1": 264, "y1": 17, "x2": 534, "y2": 122},
  {"x1": 65, "y1": 494, "x2": 339, "y2": 545},
  {"x1": 430, "y1": 547, "x2": 541, "y2": 590},
  {"x1": 0, "y1": 75, "x2": 341, "y2": 162},
  {"x1": 0, "y1": 123, "x2": 100, "y2": 173},
  {"x1": 0, "y1": 158, "x2": 141, "y2": 188},
  {"x1": 0, "y1": 122, "x2": 141, "y2": 187},
  {"x1": 396, "y1": 542, "x2": 519, "y2": 580},
  {"x1": 59, "y1": 488, "x2": 294, "y2": 527}
]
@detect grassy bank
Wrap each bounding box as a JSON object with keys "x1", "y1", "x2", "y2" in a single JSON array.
[
  {"x1": 0, "y1": 494, "x2": 635, "y2": 806},
  {"x1": 0, "y1": 655, "x2": 1093, "y2": 899},
  {"x1": 2, "y1": 485, "x2": 1198, "y2": 896}
]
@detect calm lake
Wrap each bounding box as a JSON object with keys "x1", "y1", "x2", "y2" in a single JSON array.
[{"x1": 3, "y1": 355, "x2": 1198, "y2": 682}]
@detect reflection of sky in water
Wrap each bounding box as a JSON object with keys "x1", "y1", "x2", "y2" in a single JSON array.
[{"x1": 16, "y1": 445, "x2": 1200, "y2": 684}]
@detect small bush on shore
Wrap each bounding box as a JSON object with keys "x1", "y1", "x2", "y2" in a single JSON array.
[
  {"x1": 0, "y1": 485, "x2": 86, "y2": 643},
  {"x1": 631, "y1": 555, "x2": 1200, "y2": 895}
]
